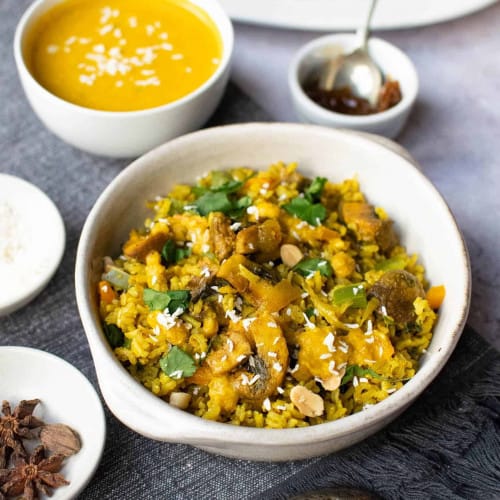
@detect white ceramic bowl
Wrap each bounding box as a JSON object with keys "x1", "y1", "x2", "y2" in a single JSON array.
[
  {"x1": 289, "y1": 34, "x2": 418, "y2": 138},
  {"x1": 13, "y1": 0, "x2": 233, "y2": 158},
  {"x1": 0, "y1": 346, "x2": 106, "y2": 498},
  {"x1": 75, "y1": 123, "x2": 470, "y2": 461}
]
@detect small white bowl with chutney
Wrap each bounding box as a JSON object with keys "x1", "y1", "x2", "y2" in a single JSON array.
[
  {"x1": 14, "y1": 0, "x2": 233, "y2": 158},
  {"x1": 289, "y1": 34, "x2": 418, "y2": 138}
]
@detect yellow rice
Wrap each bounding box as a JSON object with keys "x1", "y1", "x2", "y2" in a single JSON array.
[{"x1": 98, "y1": 162, "x2": 438, "y2": 428}]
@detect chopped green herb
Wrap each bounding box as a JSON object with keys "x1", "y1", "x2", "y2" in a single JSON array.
[
  {"x1": 341, "y1": 365, "x2": 382, "y2": 386},
  {"x1": 211, "y1": 179, "x2": 244, "y2": 194},
  {"x1": 375, "y1": 256, "x2": 406, "y2": 271},
  {"x1": 305, "y1": 177, "x2": 327, "y2": 202},
  {"x1": 228, "y1": 195, "x2": 252, "y2": 218},
  {"x1": 159, "y1": 346, "x2": 197, "y2": 379},
  {"x1": 161, "y1": 240, "x2": 192, "y2": 264},
  {"x1": 332, "y1": 283, "x2": 367, "y2": 308},
  {"x1": 103, "y1": 323, "x2": 125, "y2": 348},
  {"x1": 102, "y1": 267, "x2": 130, "y2": 290},
  {"x1": 167, "y1": 198, "x2": 186, "y2": 215},
  {"x1": 305, "y1": 307, "x2": 316, "y2": 318},
  {"x1": 283, "y1": 197, "x2": 326, "y2": 226},
  {"x1": 293, "y1": 258, "x2": 333, "y2": 277},
  {"x1": 143, "y1": 288, "x2": 191, "y2": 313},
  {"x1": 210, "y1": 170, "x2": 232, "y2": 189},
  {"x1": 195, "y1": 191, "x2": 233, "y2": 216}
]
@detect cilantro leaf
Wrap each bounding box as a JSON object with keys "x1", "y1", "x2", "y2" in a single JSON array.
[
  {"x1": 161, "y1": 239, "x2": 176, "y2": 263},
  {"x1": 283, "y1": 197, "x2": 326, "y2": 226},
  {"x1": 341, "y1": 365, "x2": 382, "y2": 386},
  {"x1": 211, "y1": 179, "x2": 243, "y2": 194},
  {"x1": 103, "y1": 323, "x2": 125, "y2": 348},
  {"x1": 143, "y1": 288, "x2": 191, "y2": 313},
  {"x1": 305, "y1": 177, "x2": 327, "y2": 202},
  {"x1": 293, "y1": 258, "x2": 333, "y2": 277},
  {"x1": 228, "y1": 195, "x2": 252, "y2": 219},
  {"x1": 159, "y1": 346, "x2": 197, "y2": 379},
  {"x1": 210, "y1": 170, "x2": 233, "y2": 189},
  {"x1": 161, "y1": 240, "x2": 192, "y2": 264},
  {"x1": 332, "y1": 283, "x2": 367, "y2": 308},
  {"x1": 195, "y1": 192, "x2": 233, "y2": 216}
]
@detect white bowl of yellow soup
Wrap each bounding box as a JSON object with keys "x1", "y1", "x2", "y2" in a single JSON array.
[{"x1": 14, "y1": 0, "x2": 233, "y2": 158}]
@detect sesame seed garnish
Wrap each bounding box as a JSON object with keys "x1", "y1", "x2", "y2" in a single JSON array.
[
  {"x1": 365, "y1": 320, "x2": 373, "y2": 335},
  {"x1": 386, "y1": 388, "x2": 397, "y2": 394},
  {"x1": 273, "y1": 362, "x2": 283, "y2": 372},
  {"x1": 226, "y1": 338, "x2": 234, "y2": 352},
  {"x1": 320, "y1": 353, "x2": 332, "y2": 360},
  {"x1": 242, "y1": 317, "x2": 256, "y2": 331},
  {"x1": 248, "y1": 374, "x2": 261, "y2": 386},
  {"x1": 365, "y1": 336, "x2": 374, "y2": 344},
  {"x1": 302, "y1": 313, "x2": 316, "y2": 329},
  {"x1": 236, "y1": 354, "x2": 247, "y2": 362},
  {"x1": 268, "y1": 352, "x2": 277, "y2": 358},
  {"x1": 328, "y1": 360, "x2": 336, "y2": 373},
  {"x1": 267, "y1": 321, "x2": 277, "y2": 328},
  {"x1": 225, "y1": 309, "x2": 241, "y2": 323},
  {"x1": 262, "y1": 398, "x2": 271, "y2": 412},
  {"x1": 47, "y1": 44, "x2": 59, "y2": 54},
  {"x1": 343, "y1": 322, "x2": 359, "y2": 329},
  {"x1": 277, "y1": 387, "x2": 285, "y2": 394},
  {"x1": 353, "y1": 376, "x2": 359, "y2": 387},
  {"x1": 323, "y1": 332, "x2": 335, "y2": 352},
  {"x1": 273, "y1": 336, "x2": 280, "y2": 345}
]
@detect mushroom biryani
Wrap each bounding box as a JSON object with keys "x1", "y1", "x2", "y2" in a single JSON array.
[{"x1": 98, "y1": 162, "x2": 445, "y2": 428}]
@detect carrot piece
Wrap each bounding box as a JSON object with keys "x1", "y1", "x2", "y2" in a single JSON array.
[
  {"x1": 426, "y1": 285, "x2": 446, "y2": 310},
  {"x1": 98, "y1": 280, "x2": 117, "y2": 304}
]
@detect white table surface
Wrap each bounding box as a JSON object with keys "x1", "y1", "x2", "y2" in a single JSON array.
[{"x1": 231, "y1": 2, "x2": 500, "y2": 350}]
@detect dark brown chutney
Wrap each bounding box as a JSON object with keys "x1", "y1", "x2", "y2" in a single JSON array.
[{"x1": 303, "y1": 79, "x2": 402, "y2": 116}]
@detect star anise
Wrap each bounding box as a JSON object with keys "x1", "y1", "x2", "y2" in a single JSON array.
[
  {"x1": 0, "y1": 400, "x2": 44, "y2": 457},
  {"x1": 0, "y1": 446, "x2": 68, "y2": 500}
]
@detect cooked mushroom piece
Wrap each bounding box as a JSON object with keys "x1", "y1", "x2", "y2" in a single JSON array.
[
  {"x1": 208, "y1": 212, "x2": 235, "y2": 261},
  {"x1": 369, "y1": 269, "x2": 425, "y2": 324},
  {"x1": 340, "y1": 201, "x2": 398, "y2": 253}
]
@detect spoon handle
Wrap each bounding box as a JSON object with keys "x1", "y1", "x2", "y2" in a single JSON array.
[{"x1": 357, "y1": 0, "x2": 378, "y2": 50}]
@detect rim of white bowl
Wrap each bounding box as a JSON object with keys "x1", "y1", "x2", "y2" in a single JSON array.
[
  {"x1": 289, "y1": 35, "x2": 419, "y2": 125},
  {"x1": 76, "y1": 123, "x2": 470, "y2": 447},
  {"x1": 13, "y1": 0, "x2": 234, "y2": 117}
]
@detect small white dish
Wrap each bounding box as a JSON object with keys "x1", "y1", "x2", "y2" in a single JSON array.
[
  {"x1": 289, "y1": 34, "x2": 419, "y2": 138},
  {"x1": 0, "y1": 174, "x2": 65, "y2": 316},
  {"x1": 0, "y1": 346, "x2": 106, "y2": 499},
  {"x1": 13, "y1": 0, "x2": 234, "y2": 158}
]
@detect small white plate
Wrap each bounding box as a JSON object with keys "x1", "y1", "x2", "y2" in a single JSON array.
[
  {"x1": 0, "y1": 174, "x2": 65, "y2": 316},
  {"x1": 0, "y1": 346, "x2": 106, "y2": 499}
]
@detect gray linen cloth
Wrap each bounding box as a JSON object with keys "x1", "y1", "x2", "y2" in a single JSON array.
[{"x1": 1, "y1": 2, "x2": 500, "y2": 498}]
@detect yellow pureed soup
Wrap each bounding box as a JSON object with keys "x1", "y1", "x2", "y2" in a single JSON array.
[{"x1": 25, "y1": 0, "x2": 223, "y2": 111}]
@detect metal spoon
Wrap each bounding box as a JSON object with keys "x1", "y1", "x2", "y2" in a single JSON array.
[{"x1": 318, "y1": 0, "x2": 382, "y2": 108}]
